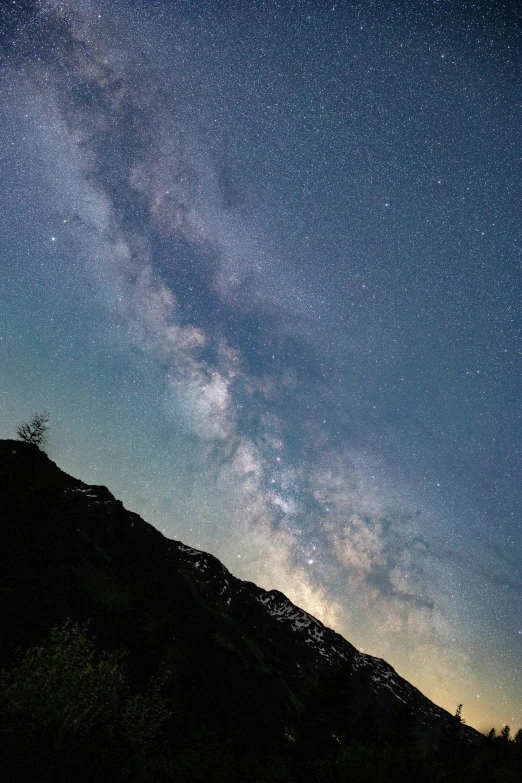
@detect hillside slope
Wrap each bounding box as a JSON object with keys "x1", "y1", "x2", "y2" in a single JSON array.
[{"x1": 0, "y1": 440, "x2": 481, "y2": 758}]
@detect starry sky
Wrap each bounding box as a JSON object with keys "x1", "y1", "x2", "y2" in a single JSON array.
[{"x1": 1, "y1": 0, "x2": 521, "y2": 733}]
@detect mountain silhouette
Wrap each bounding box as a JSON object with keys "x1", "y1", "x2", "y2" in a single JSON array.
[{"x1": 2, "y1": 439, "x2": 497, "y2": 782}]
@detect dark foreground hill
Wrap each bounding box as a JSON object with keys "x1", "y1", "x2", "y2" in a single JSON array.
[{"x1": 0, "y1": 440, "x2": 519, "y2": 782}]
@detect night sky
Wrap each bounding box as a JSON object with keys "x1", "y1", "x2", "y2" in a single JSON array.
[{"x1": 1, "y1": 0, "x2": 520, "y2": 733}]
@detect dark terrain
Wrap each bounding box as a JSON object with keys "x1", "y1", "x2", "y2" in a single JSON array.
[{"x1": 1, "y1": 440, "x2": 520, "y2": 782}]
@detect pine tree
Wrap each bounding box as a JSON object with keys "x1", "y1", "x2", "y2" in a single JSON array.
[
  {"x1": 454, "y1": 704, "x2": 465, "y2": 724},
  {"x1": 500, "y1": 725, "x2": 511, "y2": 742}
]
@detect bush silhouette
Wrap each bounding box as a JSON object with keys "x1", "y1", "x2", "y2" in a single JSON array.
[{"x1": 1, "y1": 621, "x2": 171, "y2": 781}]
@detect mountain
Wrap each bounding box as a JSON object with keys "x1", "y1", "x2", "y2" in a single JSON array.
[{"x1": 0, "y1": 439, "x2": 488, "y2": 781}]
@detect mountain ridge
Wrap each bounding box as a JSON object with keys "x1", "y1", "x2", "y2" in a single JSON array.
[{"x1": 0, "y1": 438, "x2": 482, "y2": 758}]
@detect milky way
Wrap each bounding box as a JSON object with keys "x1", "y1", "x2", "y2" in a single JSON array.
[{"x1": 1, "y1": 0, "x2": 521, "y2": 732}]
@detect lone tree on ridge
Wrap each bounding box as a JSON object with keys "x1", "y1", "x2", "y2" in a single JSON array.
[{"x1": 16, "y1": 411, "x2": 50, "y2": 448}]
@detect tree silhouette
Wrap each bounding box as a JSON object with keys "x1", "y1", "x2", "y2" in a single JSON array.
[
  {"x1": 500, "y1": 724, "x2": 511, "y2": 742},
  {"x1": 16, "y1": 411, "x2": 50, "y2": 448},
  {"x1": 454, "y1": 704, "x2": 465, "y2": 724}
]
